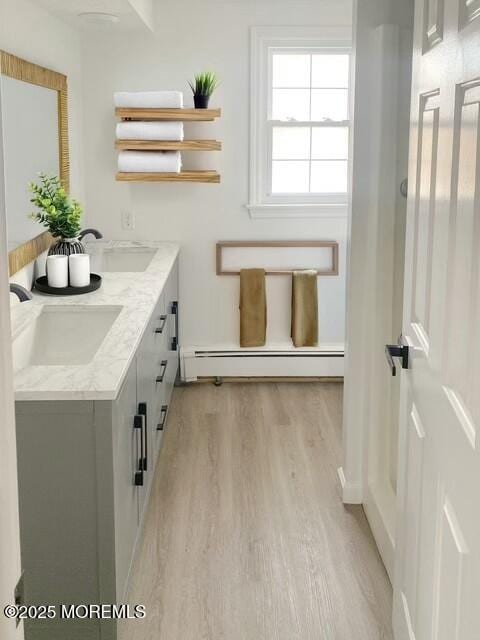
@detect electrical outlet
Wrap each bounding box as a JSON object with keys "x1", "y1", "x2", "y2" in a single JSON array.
[{"x1": 121, "y1": 210, "x2": 135, "y2": 231}]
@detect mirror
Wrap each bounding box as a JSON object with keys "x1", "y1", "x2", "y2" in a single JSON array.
[{"x1": 0, "y1": 51, "x2": 69, "y2": 275}]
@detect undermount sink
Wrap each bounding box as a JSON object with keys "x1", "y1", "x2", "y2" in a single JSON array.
[
  {"x1": 13, "y1": 305, "x2": 122, "y2": 369},
  {"x1": 99, "y1": 247, "x2": 156, "y2": 272}
]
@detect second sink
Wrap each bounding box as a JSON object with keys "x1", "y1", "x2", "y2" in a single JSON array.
[{"x1": 99, "y1": 248, "x2": 156, "y2": 272}]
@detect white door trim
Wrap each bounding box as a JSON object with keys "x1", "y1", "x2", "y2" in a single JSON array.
[
  {"x1": 342, "y1": 9, "x2": 403, "y2": 507},
  {"x1": 0, "y1": 77, "x2": 24, "y2": 640},
  {"x1": 341, "y1": 2, "x2": 414, "y2": 581}
]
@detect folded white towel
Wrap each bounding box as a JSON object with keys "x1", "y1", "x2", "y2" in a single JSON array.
[
  {"x1": 116, "y1": 122, "x2": 184, "y2": 141},
  {"x1": 114, "y1": 91, "x2": 184, "y2": 109},
  {"x1": 118, "y1": 151, "x2": 182, "y2": 173}
]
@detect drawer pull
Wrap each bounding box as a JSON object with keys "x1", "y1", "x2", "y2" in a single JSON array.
[
  {"x1": 155, "y1": 315, "x2": 168, "y2": 334},
  {"x1": 133, "y1": 414, "x2": 144, "y2": 487},
  {"x1": 171, "y1": 337, "x2": 178, "y2": 351},
  {"x1": 156, "y1": 360, "x2": 168, "y2": 384},
  {"x1": 157, "y1": 405, "x2": 168, "y2": 431}
]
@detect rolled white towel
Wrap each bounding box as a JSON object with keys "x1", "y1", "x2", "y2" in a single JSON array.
[
  {"x1": 114, "y1": 91, "x2": 183, "y2": 109},
  {"x1": 118, "y1": 151, "x2": 182, "y2": 173},
  {"x1": 116, "y1": 122, "x2": 184, "y2": 141}
]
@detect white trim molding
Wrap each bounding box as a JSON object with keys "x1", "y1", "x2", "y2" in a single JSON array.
[
  {"x1": 0, "y1": 76, "x2": 24, "y2": 640},
  {"x1": 249, "y1": 26, "x2": 352, "y2": 220},
  {"x1": 337, "y1": 467, "x2": 363, "y2": 504},
  {"x1": 247, "y1": 203, "x2": 348, "y2": 219}
]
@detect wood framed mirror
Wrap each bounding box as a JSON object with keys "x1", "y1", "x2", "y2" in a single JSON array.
[{"x1": 0, "y1": 51, "x2": 69, "y2": 275}]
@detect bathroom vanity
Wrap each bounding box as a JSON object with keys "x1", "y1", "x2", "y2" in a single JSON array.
[{"x1": 11, "y1": 242, "x2": 179, "y2": 640}]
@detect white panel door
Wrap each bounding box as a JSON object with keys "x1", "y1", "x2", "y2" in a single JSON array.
[{"x1": 393, "y1": 0, "x2": 480, "y2": 638}]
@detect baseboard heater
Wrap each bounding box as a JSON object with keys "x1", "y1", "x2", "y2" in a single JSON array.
[{"x1": 181, "y1": 346, "x2": 344, "y2": 381}]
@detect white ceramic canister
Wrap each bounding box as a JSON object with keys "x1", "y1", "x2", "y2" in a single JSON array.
[
  {"x1": 69, "y1": 254, "x2": 91, "y2": 288},
  {"x1": 46, "y1": 255, "x2": 69, "y2": 288}
]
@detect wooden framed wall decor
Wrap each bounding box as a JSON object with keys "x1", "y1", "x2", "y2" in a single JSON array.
[
  {"x1": 1, "y1": 50, "x2": 69, "y2": 275},
  {"x1": 216, "y1": 241, "x2": 340, "y2": 276}
]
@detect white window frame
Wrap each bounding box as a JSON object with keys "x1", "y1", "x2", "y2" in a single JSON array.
[{"x1": 248, "y1": 26, "x2": 352, "y2": 219}]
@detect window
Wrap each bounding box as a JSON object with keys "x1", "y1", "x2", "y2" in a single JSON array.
[{"x1": 249, "y1": 27, "x2": 352, "y2": 218}]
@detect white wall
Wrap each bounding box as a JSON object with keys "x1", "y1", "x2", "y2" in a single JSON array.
[
  {"x1": 1, "y1": 0, "x2": 85, "y2": 294},
  {"x1": 81, "y1": 0, "x2": 352, "y2": 354}
]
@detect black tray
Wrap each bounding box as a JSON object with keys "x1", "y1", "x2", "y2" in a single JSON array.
[{"x1": 34, "y1": 274, "x2": 102, "y2": 296}]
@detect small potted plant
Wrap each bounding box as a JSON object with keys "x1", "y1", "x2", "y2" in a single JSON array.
[
  {"x1": 188, "y1": 71, "x2": 219, "y2": 109},
  {"x1": 29, "y1": 173, "x2": 85, "y2": 256}
]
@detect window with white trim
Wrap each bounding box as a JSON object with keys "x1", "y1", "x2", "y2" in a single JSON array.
[{"x1": 249, "y1": 28, "x2": 351, "y2": 218}]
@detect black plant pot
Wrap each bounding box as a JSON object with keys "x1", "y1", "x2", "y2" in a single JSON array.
[
  {"x1": 194, "y1": 94, "x2": 211, "y2": 109},
  {"x1": 48, "y1": 237, "x2": 85, "y2": 256}
]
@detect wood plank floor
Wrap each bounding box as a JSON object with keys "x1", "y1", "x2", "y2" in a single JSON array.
[{"x1": 120, "y1": 382, "x2": 393, "y2": 640}]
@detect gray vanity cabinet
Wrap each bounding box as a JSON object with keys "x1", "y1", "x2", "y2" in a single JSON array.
[{"x1": 15, "y1": 259, "x2": 179, "y2": 640}]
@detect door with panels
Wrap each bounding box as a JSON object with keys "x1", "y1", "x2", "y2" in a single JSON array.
[{"x1": 394, "y1": 0, "x2": 480, "y2": 638}]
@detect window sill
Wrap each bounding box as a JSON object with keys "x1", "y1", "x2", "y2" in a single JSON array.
[{"x1": 246, "y1": 203, "x2": 348, "y2": 219}]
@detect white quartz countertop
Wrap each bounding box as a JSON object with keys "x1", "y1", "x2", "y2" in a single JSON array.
[{"x1": 11, "y1": 241, "x2": 180, "y2": 402}]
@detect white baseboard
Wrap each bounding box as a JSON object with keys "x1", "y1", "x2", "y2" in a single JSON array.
[
  {"x1": 364, "y1": 482, "x2": 396, "y2": 583},
  {"x1": 181, "y1": 343, "x2": 344, "y2": 381},
  {"x1": 337, "y1": 467, "x2": 363, "y2": 504}
]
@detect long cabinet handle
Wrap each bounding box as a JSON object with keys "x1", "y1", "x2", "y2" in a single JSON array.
[
  {"x1": 134, "y1": 414, "x2": 144, "y2": 487},
  {"x1": 138, "y1": 402, "x2": 148, "y2": 471},
  {"x1": 156, "y1": 360, "x2": 168, "y2": 384},
  {"x1": 171, "y1": 300, "x2": 179, "y2": 352},
  {"x1": 155, "y1": 315, "x2": 168, "y2": 335},
  {"x1": 157, "y1": 405, "x2": 168, "y2": 431}
]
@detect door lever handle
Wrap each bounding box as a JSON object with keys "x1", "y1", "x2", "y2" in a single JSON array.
[{"x1": 385, "y1": 337, "x2": 409, "y2": 377}]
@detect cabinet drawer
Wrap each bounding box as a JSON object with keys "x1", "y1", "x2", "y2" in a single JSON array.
[
  {"x1": 151, "y1": 292, "x2": 169, "y2": 357},
  {"x1": 164, "y1": 260, "x2": 179, "y2": 350}
]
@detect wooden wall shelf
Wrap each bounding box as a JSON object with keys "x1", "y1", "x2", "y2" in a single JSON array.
[
  {"x1": 116, "y1": 140, "x2": 222, "y2": 152},
  {"x1": 116, "y1": 108, "x2": 222, "y2": 121},
  {"x1": 115, "y1": 107, "x2": 221, "y2": 183},
  {"x1": 116, "y1": 170, "x2": 221, "y2": 183}
]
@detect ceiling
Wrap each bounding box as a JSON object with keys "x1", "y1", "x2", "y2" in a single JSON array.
[{"x1": 35, "y1": 0, "x2": 153, "y2": 31}]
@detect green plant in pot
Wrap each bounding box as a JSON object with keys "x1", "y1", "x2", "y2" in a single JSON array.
[
  {"x1": 29, "y1": 173, "x2": 85, "y2": 256},
  {"x1": 188, "y1": 71, "x2": 219, "y2": 109}
]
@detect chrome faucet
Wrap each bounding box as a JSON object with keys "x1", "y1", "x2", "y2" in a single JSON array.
[
  {"x1": 78, "y1": 228, "x2": 103, "y2": 241},
  {"x1": 10, "y1": 284, "x2": 33, "y2": 302}
]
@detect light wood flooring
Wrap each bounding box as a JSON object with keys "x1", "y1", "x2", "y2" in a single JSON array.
[{"x1": 120, "y1": 382, "x2": 393, "y2": 640}]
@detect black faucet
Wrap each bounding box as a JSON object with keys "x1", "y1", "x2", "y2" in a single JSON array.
[
  {"x1": 78, "y1": 228, "x2": 103, "y2": 241},
  {"x1": 10, "y1": 284, "x2": 33, "y2": 302}
]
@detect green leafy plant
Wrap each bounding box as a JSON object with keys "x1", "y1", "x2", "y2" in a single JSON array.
[
  {"x1": 188, "y1": 71, "x2": 219, "y2": 97},
  {"x1": 29, "y1": 173, "x2": 82, "y2": 239}
]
